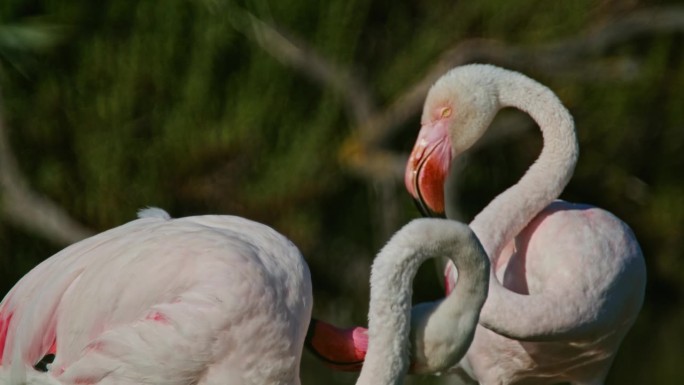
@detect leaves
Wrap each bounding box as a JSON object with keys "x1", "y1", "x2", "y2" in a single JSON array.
[{"x1": 0, "y1": 21, "x2": 67, "y2": 75}]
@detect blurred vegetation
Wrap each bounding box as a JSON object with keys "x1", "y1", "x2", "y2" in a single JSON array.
[{"x1": 0, "y1": 0, "x2": 683, "y2": 384}]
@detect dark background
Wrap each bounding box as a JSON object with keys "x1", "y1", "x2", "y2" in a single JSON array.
[{"x1": 1, "y1": 1, "x2": 682, "y2": 383}]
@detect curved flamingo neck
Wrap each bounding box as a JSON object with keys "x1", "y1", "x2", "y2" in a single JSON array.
[
  {"x1": 407, "y1": 220, "x2": 489, "y2": 374},
  {"x1": 359, "y1": 219, "x2": 488, "y2": 383},
  {"x1": 470, "y1": 70, "x2": 578, "y2": 260},
  {"x1": 467, "y1": 68, "x2": 578, "y2": 337}
]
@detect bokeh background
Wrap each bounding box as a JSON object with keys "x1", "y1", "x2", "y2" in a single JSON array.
[{"x1": 1, "y1": 1, "x2": 682, "y2": 384}]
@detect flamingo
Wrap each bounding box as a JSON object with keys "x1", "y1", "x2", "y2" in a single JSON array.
[
  {"x1": 308, "y1": 64, "x2": 646, "y2": 385},
  {"x1": 0, "y1": 207, "x2": 490, "y2": 384},
  {"x1": 402, "y1": 64, "x2": 647, "y2": 384}
]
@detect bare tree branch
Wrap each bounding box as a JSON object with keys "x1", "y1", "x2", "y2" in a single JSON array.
[
  {"x1": 359, "y1": 6, "x2": 684, "y2": 150},
  {"x1": 224, "y1": 4, "x2": 376, "y2": 124},
  {"x1": 225, "y1": 5, "x2": 684, "y2": 184},
  {"x1": 330, "y1": 5, "x2": 684, "y2": 187},
  {"x1": 553, "y1": 6, "x2": 684, "y2": 55},
  {"x1": 0, "y1": 88, "x2": 93, "y2": 245}
]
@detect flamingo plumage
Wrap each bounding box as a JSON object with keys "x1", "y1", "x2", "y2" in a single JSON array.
[
  {"x1": 1, "y1": 208, "x2": 312, "y2": 384},
  {"x1": 0, "y1": 207, "x2": 490, "y2": 384}
]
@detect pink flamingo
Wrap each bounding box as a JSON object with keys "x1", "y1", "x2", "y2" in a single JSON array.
[
  {"x1": 0, "y1": 207, "x2": 490, "y2": 384},
  {"x1": 309, "y1": 64, "x2": 646, "y2": 385},
  {"x1": 403, "y1": 64, "x2": 647, "y2": 384}
]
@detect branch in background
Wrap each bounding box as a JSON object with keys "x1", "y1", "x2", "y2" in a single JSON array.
[
  {"x1": 224, "y1": 4, "x2": 376, "y2": 124},
  {"x1": 556, "y1": 6, "x2": 684, "y2": 55},
  {"x1": 234, "y1": 5, "x2": 684, "y2": 186},
  {"x1": 360, "y1": 6, "x2": 684, "y2": 150},
  {"x1": 0, "y1": 89, "x2": 93, "y2": 246}
]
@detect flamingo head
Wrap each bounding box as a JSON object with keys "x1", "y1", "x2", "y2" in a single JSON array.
[
  {"x1": 405, "y1": 66, "x2": 499, "y2": 217},
  {"x1": 404, "y1": 106, "x2": 454, "y2": 218}
]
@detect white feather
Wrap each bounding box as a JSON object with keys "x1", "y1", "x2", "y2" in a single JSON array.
[{"x1": 136, "y1": 207, "x2": 171, "y2": 220}]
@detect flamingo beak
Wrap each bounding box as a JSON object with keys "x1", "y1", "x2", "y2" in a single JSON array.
[
  {"x1": 305, "y1": 319, "x2": 368, "y2": 372},
  {"x1": 305, "y1": 319, "x2": 437, "y2": 374},
  {"x1": 405, "y1": 119, "x2": 452, "y2": 218}
]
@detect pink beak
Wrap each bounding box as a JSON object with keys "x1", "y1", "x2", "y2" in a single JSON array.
[
  {"x1": 405, "y1": 120, "x2": 453, "y2": 217},
  {"x1": 305, "y1": 319, "x2": 368, "y2": 372}
]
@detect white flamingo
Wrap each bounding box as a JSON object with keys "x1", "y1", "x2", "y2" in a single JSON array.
[
  {"x1": 0, "y1": 207, "x2": 489, "y2": 384},
  {"x1": 402, "y1": 64, "x2": 647, "y2": 384}
]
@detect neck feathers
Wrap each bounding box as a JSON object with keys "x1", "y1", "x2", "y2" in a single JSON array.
[
  {"x1": 456, "y1": 65, "x2": 579, "y2": 339},
  {"x1": 470, "y1": 66, "x2": 578, "y2": 260},
  {"x1": 358, "y1": 219, "x2": 488, "y2": 383}
]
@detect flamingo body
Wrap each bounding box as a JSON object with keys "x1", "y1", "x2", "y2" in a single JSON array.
[
  {"x1": 1, "y1": 211, "x2": 313, "y2": 385},
  {"x1": 448, "y1": 201, "x2": 645, "y2": 384}
]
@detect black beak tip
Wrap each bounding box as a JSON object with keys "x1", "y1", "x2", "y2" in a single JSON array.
[{"x1": 412, "y1": 197, "x2": 446, "y2": 219}]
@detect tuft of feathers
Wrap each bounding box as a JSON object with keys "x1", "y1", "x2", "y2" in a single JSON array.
[{"x1": 137, "y1": 207, "x2": 172, "y2": 220}]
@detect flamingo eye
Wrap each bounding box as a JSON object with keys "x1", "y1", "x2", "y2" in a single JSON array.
[{"x1": 440, "y1": 107, "x2": 452, "y2": 119}]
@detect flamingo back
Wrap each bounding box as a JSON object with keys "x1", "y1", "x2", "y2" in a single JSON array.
[{"x1": 1, "y1": 213, "x2": 313, "y2": 385}]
